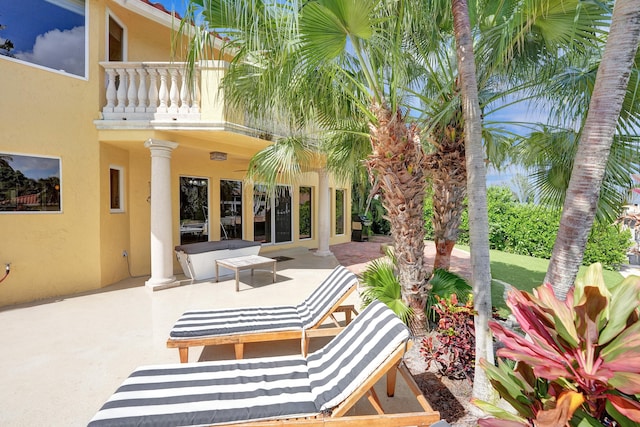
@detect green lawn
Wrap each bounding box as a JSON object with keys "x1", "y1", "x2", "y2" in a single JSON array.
[{"x1": 455, "y1": 245, "x2": 624, "y2": 315}]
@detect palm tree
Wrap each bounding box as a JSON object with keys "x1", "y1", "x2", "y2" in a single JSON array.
[
  {"x1": 298, "y1": 0, "x2": 432, "y2": 332},
  {"x1": 544, "y1": 0, "x2": 640, "y2": 299},
  {"x1": 450, "y1": 0, "x2": 495, "y2": 403},
  {"x1": 178, "y1": 0, "x2": 435, "y2": 332}
]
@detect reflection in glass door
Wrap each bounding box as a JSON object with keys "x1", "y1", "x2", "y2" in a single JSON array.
[
  {"x1": 253, "y1": 185, "x2": 292, "y2": 244},
  {"x1": 179, "y1": 176, "x2": 208, "y2": 244},
  {"x1": 220, "y1": 180, "x2": 242, "y2": 240}
]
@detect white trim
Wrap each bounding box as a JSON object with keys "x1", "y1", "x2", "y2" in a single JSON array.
[{"x1": 109, "y1": 165, "x2": 125, "y2": 213}]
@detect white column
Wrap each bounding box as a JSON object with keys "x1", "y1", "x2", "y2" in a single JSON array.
[
  {"x1": 144, "y1": 138, "x2": 179, "y2": 290},
  {"x1": 315, "y1": 169, "x2": 333, "y2": 257}
]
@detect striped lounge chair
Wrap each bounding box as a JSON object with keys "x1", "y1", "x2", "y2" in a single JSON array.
[
  {"x1": 89, "y1": 300, "x2": 440, "y2": 427},
  {"x1": 167, "y1": 266, "x2": 359, "y2": 362}
]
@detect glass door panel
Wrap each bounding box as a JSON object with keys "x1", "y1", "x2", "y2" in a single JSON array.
[
  {"x1": 179, "y1": 176, "x2": 208, "y2": 244},
  {"x1": 220, "y1": 180, "x2": 242, "y2": 240}
]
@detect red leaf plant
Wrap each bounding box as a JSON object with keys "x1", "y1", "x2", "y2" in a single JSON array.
[{"x1": 474, "y1": 263, "x2": 640, "y2": 426}]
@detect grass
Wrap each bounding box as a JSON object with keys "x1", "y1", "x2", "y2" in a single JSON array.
[{"x1": 455, "y1": 245, "x2": 624, "y2": 316}]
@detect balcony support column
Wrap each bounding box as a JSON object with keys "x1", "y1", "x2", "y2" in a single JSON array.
[
  {"x1": 144, "y1": 138, "x2": 179, "y2": 291},
  {"x1": 315, "y1": 169, "x2": 333, "y2": 257}
]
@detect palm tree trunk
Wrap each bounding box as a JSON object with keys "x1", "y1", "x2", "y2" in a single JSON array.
[
  {"x1": 451, "y1": 0, "x2": 495, "y2": 402},
  {"x1": 545, "y1": 0, "x2": 640, "y2": 300},
  {"x1": 428, "y1": 123, "x2": 467, "y2": 271},
  {"x1": 367, "y1": 104, "x2": 429, "y2": 334}
]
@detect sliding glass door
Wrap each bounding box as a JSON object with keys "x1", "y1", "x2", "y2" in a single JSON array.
[{"x1": 253, "y1": 185, "x2": 292, "y2": 244}]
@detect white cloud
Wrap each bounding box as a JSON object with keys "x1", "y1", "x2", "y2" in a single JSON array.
[{"x1": 16, "y1": 26, "x2": 85, "y2": 76}]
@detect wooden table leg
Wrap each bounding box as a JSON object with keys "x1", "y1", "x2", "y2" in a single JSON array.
[
  {"x1": 235, "y1": 269, "x2": 240, "y2": 292},
  {"x1": 272, "y1": 261, "x2": 277, "y2": 283},
  {"x1": 215, "y1": 262, "x2": 219, "y2": 282}
]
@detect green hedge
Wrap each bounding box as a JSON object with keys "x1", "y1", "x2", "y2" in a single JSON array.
[{"x1": 424, "y1": 186, "x2": 631, "y2": 270}]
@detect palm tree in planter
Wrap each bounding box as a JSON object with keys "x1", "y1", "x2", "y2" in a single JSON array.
[{"x1": 178, "y1": 0, "x2": 437, "y2": 332}]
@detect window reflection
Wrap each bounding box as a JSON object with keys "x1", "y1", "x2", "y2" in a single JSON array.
[{"x1": 0, "y1": 153, "x2": 61, "y2": 212}]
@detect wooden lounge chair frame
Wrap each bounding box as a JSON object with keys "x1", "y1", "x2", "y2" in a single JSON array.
[
  {"x1": 91, "y1": 301, "x2": 440, "y2": 427},
  {"x1": 167, "y1": 280, "x2": 358, "y2": 362}
]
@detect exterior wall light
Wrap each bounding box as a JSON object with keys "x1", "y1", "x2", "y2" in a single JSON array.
[{"x1": 210, "y1": 151, "x2": 227, "y2": 161}]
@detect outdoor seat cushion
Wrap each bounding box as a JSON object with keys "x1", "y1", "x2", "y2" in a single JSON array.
[
  {"x1": 169, "y1": 266, "x2": 357, "y2": 339},
  {"x1": 90, "y1": 300, "x2": 409, "y2": 427},
  {"x1": 296, "y1": 265, "x2": 359, "y2": 329},
  {"x1": 169, "y1": 305, "x2": 303, "y2": 339},
  {"x1": 88, "y1": 356, "x2": 317, "y2": 427},
  {"x1": 174, "y1": 240, "x2": 260, "y2": 255},
  {"x1": 308, "y1": 300, "x2": 410, "y2": 411}
]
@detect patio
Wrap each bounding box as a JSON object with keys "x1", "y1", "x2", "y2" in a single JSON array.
[{"x1": 0, "y1": 239, "x2": 468, "y2": 426}]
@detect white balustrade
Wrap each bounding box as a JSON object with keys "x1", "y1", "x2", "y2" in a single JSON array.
[{"x1": 99, "y1": 62, "x2": 202, "y2": 121}]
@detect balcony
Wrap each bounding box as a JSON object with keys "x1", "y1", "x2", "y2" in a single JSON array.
[{"x1": 98, "y1": 61, "x2": 232, "y2": 126}]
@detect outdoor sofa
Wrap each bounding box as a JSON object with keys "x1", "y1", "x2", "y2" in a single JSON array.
[{"x1": 175, "y1": 240, "x2": 262, "y2": 281}]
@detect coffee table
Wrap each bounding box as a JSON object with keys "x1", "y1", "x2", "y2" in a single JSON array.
[{"x1": 215, "y1": 255, "x2": 277, "y2": 292}]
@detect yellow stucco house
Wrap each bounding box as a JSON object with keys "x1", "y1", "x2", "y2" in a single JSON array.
[{"x1": 0, "y1": 0, "x2": 351, "y2": 307}]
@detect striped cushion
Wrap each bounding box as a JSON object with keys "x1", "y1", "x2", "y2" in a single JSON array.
[
  {"x1": 169, "y1": 266, "x2": 356, "y2": 339},
  {"x1": 307, "y1": 300, "x2": 410, "y2": 411},
  {"x1": 88, "y1": 356, "x2": 317, "y2": 427},
  {"x1": 296, "y1": 266, "x2": 358, "y2": 329},
  {"x1": 169, "y1": 305, "x2": 302, "y2": 339}
]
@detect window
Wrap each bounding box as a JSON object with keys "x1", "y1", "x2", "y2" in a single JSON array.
[
  {"x1": 109, "y1": 166, "x2": 124, "y2": 212},
  {"x1": 335, "y1": 189, "x2": 345, "y2": 235},
  {"x1": 179, "y1": 176, "x2": 208, "y2": 244},
  {"x1": 299, "y1": 186, "x2": 312, "y2": 239},
  {"x1": 0, "y1": 0, "x2": 88, "y2": 78},
  {"x1": 0, "y1": 153, "x2": 61, "y2": 212},
  {"x1": 220, "y1": 180, "x2": 242, "y2": 240},
  {"x1": 253, "y1": 185, "x2": 292, "y2": 244},
  {"x1": 107, "y1": 14, "x2": 124, "y2": 62}
]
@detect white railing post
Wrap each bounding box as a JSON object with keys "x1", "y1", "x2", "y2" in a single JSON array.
[
  {"x1": 179, "y1": 68, "x2": 190, "y2": 114},
  {"x1": 105, "y1": 68, "x2": 117, "y2": 111},
  {"x1": 126, "y1": 68, "x2": 138, "y2": 112},
  {"x1": 168, "y1": 68, "x2": 180, "y2": 114},
  {"x1": 115, "y1": 68, "x2": 127, "y2": 112},
  {"x1": 100, "y1": 62, "x2": 204, "y2": 121},
  {"x1": 147, "y1": 67, "x2": 158, "y2": 113},
  {"x1": 157, "y1": 68, "x2": 169, "y2": 113},
  {"x1": 136, "y1": 68, "x2": 148, "y2": 112}
]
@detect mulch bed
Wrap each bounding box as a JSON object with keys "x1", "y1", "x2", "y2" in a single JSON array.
[{"x1": 404, "y1": 337, "x2": 481, "y2": 426}]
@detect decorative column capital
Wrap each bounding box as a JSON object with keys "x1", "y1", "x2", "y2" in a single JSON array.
[{"x1": 144, "y1": 139, "x2": 178, "y2": 157}]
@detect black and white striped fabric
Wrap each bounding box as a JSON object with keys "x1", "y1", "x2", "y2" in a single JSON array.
[
  {"x1": 307, "y1": 300, "x2": 410, "y2": 411},
  {"x1": 89, "y1": 300, "x2": 409, "y2": 426},
  {"x1": 296, "y1": 265, "x2": 358, "y2": 329},
  {"x1": 169, "y1": 266, "x2": 357, "y2": 339},
  {"x1": 87, "y1": 355, "x2": 317, "y2": 427}
]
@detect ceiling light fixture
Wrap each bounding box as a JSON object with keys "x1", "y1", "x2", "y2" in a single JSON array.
[{"x1": 210, "y1": 151, "x2": 227, "y2": 161}]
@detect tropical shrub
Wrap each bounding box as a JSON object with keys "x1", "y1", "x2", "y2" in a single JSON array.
[
  {"x1": 425, "y1": 268, "x2": 472, "y2": 321},
  {"x1": 474, "y1": 264, "x2": 640, "y2": 426},
  {"x1": 421, "y1": 294, "x2": 476, "y2": 381},
  {"x1": 360, "y1": 249, "x2": 471, "y2": 326},
  {"x1": 425, "y1": 186, "x2": 631, "y2": 269},
  {"x1": 360, "y1": 254, "x2": 412, "y2": 325}
]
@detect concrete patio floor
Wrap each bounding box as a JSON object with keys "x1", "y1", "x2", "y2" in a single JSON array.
[{"x1": 0, "y1": 240, "x2": 458, "y2": 427}]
